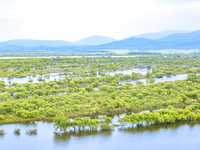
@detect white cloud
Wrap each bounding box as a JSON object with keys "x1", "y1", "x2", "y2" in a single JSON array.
[
  {"x1": 0, "y1": 0, "x2": 199, "y2": 41},
  {"x1": 178, "y1": 1, "x2": 200, "y2": 9}
]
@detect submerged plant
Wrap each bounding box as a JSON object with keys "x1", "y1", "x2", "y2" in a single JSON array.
[
  {"x1": 14, "y1": 129, "x2": 20, "y2": 134},
  {"x1": 27, "y1": 129, "x2": 37, "y2": 135},
  {"x1": 0, "y1": 129, "x2": 5, "y2": 135}
]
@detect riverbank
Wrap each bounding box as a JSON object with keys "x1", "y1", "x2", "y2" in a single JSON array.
[{"x1": 0, "y1": 103, "x2": 187, "y2": 125}]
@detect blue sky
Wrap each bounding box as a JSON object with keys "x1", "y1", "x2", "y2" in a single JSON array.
[{"x1": 0, "y1": 0, "x2": 200, "y2": 42}]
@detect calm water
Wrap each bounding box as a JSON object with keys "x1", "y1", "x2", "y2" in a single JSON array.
[
  {"x1": 0, "y1": 72, "x2": 68, "y2": 85},
  {"x1": 119, "y1": 73, "x2": 190, "y2": 85},
  {"x1": 0, "y1": 56, "x2": 138, "y2": 59},
  {"x1": 1, "y1": 115, "x2": 200, "y2": 150},
  {"x1": 0, "y1": 68, "x2": 151, "y2": 85},
  {"x1": 92, "y1": 74, "x2": 189, "y2": 91},
  {"x1": 1, "y1": 67, "x2": 200, "y2": 149},
  {"x1": 0, "y1": 68, "x2": 190, "y2": 86}
]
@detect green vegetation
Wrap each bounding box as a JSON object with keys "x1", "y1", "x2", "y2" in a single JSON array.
[
  {"x1": 0, "y1": 129, "x2": 5, "y2": 135},
  {"x1": 118, "y1": 105, "x2": 200, "y2": 126},
  {"x1": 1, "y1": 55, "x2": 200, "y2": 133},
  {"x1": 0, "y1": 56, "x2": 200, "y2": 79},
  {"x1": 14, "y1": 129, "x2": 20, "y2": 134},
  {"x1": 53, "y1": 115, "x2": 113, "y2": 132},
  {"x1": 0, "y1": 72, "x2": 200, "y2": 124},
  {"x1": 26, "y1": 129, "x2": 37, "y2": 135}
]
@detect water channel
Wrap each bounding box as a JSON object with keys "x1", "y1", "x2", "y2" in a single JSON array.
[
  {"x1": 0, "y1": 67, "x2": 193, "y2": 86},
  {"x1": 1, "y1": 68, "x2": 200, "y2": 149},
  {"x1": 0, "y1": 68, "x2": 151, "y2": 85},
  {"x1": 1, "y1": 115, "x2": 200, "y2": 150}
]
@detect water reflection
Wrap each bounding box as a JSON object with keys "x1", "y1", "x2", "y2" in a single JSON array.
[
  {"x1": 54, "y1": 130, "x2": 112, "y2": 143},
  {"x1": 119, "y1": 120, "x2": 200, "y2": 134},
  {"x1": 14, "y1": 132, "x2": 20, "y2": 136},
  {"x1": 0, "y1": 68, "x2": 151, "y2": 85},
  {"x1": 26, "y1": 131, "x2": 37, "y2": 136},
  {"x1": 1, "y1": 118, "x2": 200, "y2": 150},
  {"x1": 15, "y1": 121, "x2": 37, "y2": 127}
]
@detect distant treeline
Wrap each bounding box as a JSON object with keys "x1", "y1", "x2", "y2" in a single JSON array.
[{"x1": 128, "y1": 52, "x2": 162, "y2": 55}]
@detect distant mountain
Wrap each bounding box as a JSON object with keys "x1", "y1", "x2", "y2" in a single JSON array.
[
  {"x1": 158, "y1": 30, "x2": 200, "y2": 42},
  {"x1": 92, "y1": 30, "x2": 200, "y2": 50},
  {"x1": 0, "y1": 30, "x2": 200, "y2": 52},
  {"x1": 93, "y1": 37, "x2": 153, "y2": 49},
  {"x1": 171, "y1": 41, "x2": 200, "y2": 49},
  {"x1": 0, "y1": 39, "x2": 73, "y2": 47},
  {"x1": 92, "y1": 38, "x2": 175, "y2": 50},
  {"x1": 74, "y1": 35, "x2": 116, "y2": 45},
  {"x1": 0, "y1": 36, "x2": 116, "y2": 47},
  {"x1": 134, "y1": 30, "x2": 191, "y2": 39},
  {"x1": 0, "y1": 42, "x2": 10, "y2": 47}
]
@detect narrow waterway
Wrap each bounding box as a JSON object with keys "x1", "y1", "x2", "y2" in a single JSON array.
[
  {"x1": 1, "y1": 114, "x2": 200, "y2": 150},
  {"x1": 0, "y1": 68, "x2": 150, "y2": 85},
  {"x1": 1, "y1": 67, "x2": 199, "y2": 150}
]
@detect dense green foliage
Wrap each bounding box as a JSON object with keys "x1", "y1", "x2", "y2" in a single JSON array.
[
  {"x1": 0, "y1": 73, "x2": 200, "y2": 124},
  {"x1": 118, "y1": 105, "x2": 200, "y2": 125},
  {"x1": 53, "y1": 116, "x2": 113, "y2": 131},
  {"x1": 1, "y1": 55, "x2": 200, "y2": 131},
  {"x1": 0, "y1": 56, "x2": 200, "y2": 78}
]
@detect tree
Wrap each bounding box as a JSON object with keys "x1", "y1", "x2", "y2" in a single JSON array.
[
  {"x1": 110, "y1": 92, "x2": 117, "y2": 100},
  {"x1": 99, "y1": 116, "x2": 113, "y2": 130},
  {"x1": 81, "y1": 64, "x2": 85, "y2": 69},
  {"x1": 149, "y1": 78, "x2": 155, "y2": 83},
  {"x1": 37, "y1": 77, "x2": 45, "y2": 82},
  {"x1": 135, "y1": 81, "x2": 143, "y2": 86},
  {"x1": 13, "y1": 92, "x2": 23, "y2": 99},
  {"x1": 69, "y1": 81, "x2": 75, "y2": 87},
  {"x1": 28, "y1": 79, "x2": 33, "y2": 83},
  {"x1": 28, "y1": 84, "x2": 36, "y2": 92},
  {"x1": 85, "y1": 85, "x2": 94, "y2": 92},
  {"x1": 0, "y1": 81, "x2": 6, "y2": 88},
  {"x1": 8, "y1": 80, "x2": 11, "y2": 85},
  {"x1": 53, "y1": 85, "x2": 59, "y2": 89},
  {"x1": 53, "y1": 116, "x2": 71, "y2": 132},
  {"x1": 106, "y1": 105, "x2": 114, "y2": 112},
  {"x1": 6, "y1": 88, "x2": 16, "y2": 96},
  {"x1": 50, "y1": 89, "x2": 58, "y2": 95},
  {"x1": 45, "y1": 108, "x2": 56, "y2": 117},
  {"x1": 32, "y1": 90, "x2": 43, "y2": 96},
  {"x1": 0, "y1": 93, "x2": 12, "y2": 101},
  {"x1": 45, "y1": 85, "x2": 51, "y2": 90},
  {"x1": 23, "y1": 91, "x2": 30, "y2": 98}
]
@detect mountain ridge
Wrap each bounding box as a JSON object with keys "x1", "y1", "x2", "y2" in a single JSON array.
[
  {"x1": 0, "y1": 35, "x2": 116, "y2": 47},
  {"x1": 134, "y1": 30, "x2": 191, "y2": 39},
  {"x1": 0, "y1": 30, "x2": 200, "y2": 51},
  {"x1": 74, "y1": 35, "x2": 116, "y2": 45}
]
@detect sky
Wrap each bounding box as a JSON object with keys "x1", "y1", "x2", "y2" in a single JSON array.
[{"x1": 0, "y1": 0, "x2": 200, "y2": 42}]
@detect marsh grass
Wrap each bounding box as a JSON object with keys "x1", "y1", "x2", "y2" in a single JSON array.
[
  {"x1": 26, "y1": 129, "x2": 37, "y2": 135},
  {"x1": 14, "y1": 129, "x2": 20, "y2": 135},
  {"x1": 0, "y1": 129, "x2": 5, "y2": 136}
]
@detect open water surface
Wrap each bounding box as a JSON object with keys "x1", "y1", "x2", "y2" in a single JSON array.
[
  {"x1": 1, "y1": 115, "x2": 200, "y2": 150},
  {"x1": 0, "y1": 68, "x2": 150, "y2": 85},
  {"x1": 1, "y1": 68, "x2": 200, "y2": 149}
]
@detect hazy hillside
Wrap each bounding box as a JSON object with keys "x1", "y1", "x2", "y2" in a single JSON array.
[
  {"x1": 134, "y1": 30, "x2": 191, "y2": 39},
  {"x1": 0, "y1": 35, "x2": 116, "y2": 47},
  {"x1": 92, "y1": 30, "x2": 200, "y2": 50},
  {"x1": 74, "y1": 35, "x2": 116, "y2": 45},
  {"x1": 158, "y1": 30, "x2": 200, "y2": 42},
  {"x1": 0, "y1": 30, "x2": 200, "y2": 52},
  {"x1": 0, "y1": 39, "x2": 73, "y2": 47}
]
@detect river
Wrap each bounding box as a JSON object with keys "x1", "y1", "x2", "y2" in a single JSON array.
[
  {"x1": 0, "y1": 56, "x2": 139, "y2": 59},
  {"x1": 0, "y1": 68, "x2": 150, "y2": 85},
  {"x1": 1, "y1": 67, "x2": 200, "y2": 149},
  {"x1": 1, "y1": 115, "x2": 200, "y2": 150}
]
